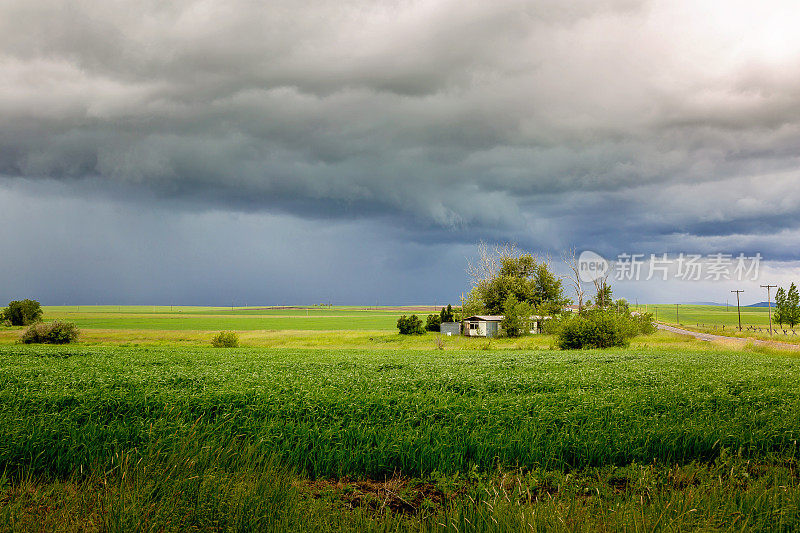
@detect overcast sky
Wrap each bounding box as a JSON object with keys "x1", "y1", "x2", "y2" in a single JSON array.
[{"x1": 2, "y1": 0, "x2": 800, "y2": 305}]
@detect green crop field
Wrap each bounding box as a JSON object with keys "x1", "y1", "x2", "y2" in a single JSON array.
[
  {"x1": 647, "y1": 304, "x2": 778, "y2": 328},
  {"x1": 2, "y1": 338, "x2": 800, "y2": 531},
  {"x1": 38, "y1": 305, "x2": 431, "y2": 332}
]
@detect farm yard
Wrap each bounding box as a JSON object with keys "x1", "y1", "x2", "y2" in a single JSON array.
[{"x1": 1, "y1": 306, "x2": 800, "y2": 531}]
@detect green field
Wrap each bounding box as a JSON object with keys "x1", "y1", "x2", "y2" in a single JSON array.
[
  {"x1": 35, "y1": 304, "x2": 792, "y2": 335},
  {"x1": 41, "y1": 306, "x2": 409, "y2": 331},
  {"x1": 2, "y1": 337, "x2": 800, "y2": 530},
  {"x1": 648, "y1": 304, "x2": 780, "y2": 328},
  {"x1": 2, "y1": 306, "x2": 800, "y2": 530}
]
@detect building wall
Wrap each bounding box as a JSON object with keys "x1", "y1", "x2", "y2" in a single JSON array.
[
  {"x1": 440, "y1": 322, "x2": 461, "y2": 336},
  {"x1": 463, "y1": 320, "x2": 501, "y2": 337}
]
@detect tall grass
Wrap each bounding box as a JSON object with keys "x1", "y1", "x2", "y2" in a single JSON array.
[{"x1": 2, "y1": 438, "x2": 799, "y2": 531}]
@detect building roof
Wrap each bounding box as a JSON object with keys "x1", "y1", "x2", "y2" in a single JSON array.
[
  {"x1": 464, "y1": 315, "x2": 504, "y2": 322},
  {"x1": 465, "y1": 315, "x2": 553, "y2": 322}
]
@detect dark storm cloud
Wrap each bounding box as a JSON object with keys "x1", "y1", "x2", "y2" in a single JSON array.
[{"x1": 2, "y1": 0, "x2": 800, "y2": 303}]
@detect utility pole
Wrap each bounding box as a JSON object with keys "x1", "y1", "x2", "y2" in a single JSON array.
[
  {"x1": 731, "y1": 290, "x2": 744, "y2": 331},
  {"x1": 761, "y1": 284, "x2": 777, "y2": 336}
]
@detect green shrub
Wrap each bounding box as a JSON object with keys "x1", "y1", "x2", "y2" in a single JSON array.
[
  {"x1": 21, "y1": 321, "x2": 79, "y2": 344},
  {"x1": 397, "y1": 315, "x2": 424, "y2": 335},
  {"x1": 2, "y1": 299, "x2": 43, "y2": 326},
  {"x1": 212, "y1": 331, "x2": 239, "y2": 348},
  {"x1": 631, "y1": 312, "x2": 656, "y2": 335},
  {"x1": 425, "y1": 314, "x2": 441, "y2": 332},
  {"x1": 554, "y1": 308, "x2": 655, "y2": 349}
]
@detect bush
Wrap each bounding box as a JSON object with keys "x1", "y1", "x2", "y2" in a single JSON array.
[
  {"x1": 21, "y1": 321, "x2": 79, "y2": 344},
  {"x1": 425, "y1": 314, "x2": 441, "y2": 332},
  {"x1": 557, "y1": 312, "x2": 628, "y2": 349},
  {"x1": 2, "y1": 299, "x2": 43, "y2": 326},
  {"x1": 397, "y1": 315, "x2": 424, "y2": 335},
  {"x1": 212, "y1": 331, "x2": 239, "y2": 348},
  {"x1": 555, "y1": 309, "x2": 655, "y2": 349},
  {"x1": 631, "y1": 312, "x2": 657, "y2": 335}
]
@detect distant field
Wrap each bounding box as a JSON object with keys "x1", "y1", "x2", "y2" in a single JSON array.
[
  {"x1": 42, "y1": 305, "x2": 416, "y2": 331},
  {"x1": 37, "y1": 304, "x2": 785, "y2": 332},
  {"x1": 36, "y1": 304, "x2": 788, "y2": 335},
  {"x1": 647, "y1": 304, "x2": 787, "y2": 329}
]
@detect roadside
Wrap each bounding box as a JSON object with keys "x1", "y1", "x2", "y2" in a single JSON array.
[{"x1": 656, "y1": 322, "x2": 800, "y2": 351}]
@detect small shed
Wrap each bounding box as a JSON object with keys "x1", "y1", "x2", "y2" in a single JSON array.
[
  {"x1": 440, "y1": 322, "x2": 461, "y2": 336},
  {"x1": 463, "y1": 315, "x2": 504, "y2": 337}
]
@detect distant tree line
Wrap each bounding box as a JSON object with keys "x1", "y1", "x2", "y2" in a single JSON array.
[{"x1": 397, "y1": 305, "x2": 458, "y2": 335}]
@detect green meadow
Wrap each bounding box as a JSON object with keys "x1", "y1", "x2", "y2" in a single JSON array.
[
  {"x1": 39, "y1": 304, "x2": 788, "y2": 334},
  {"x1": 40, "y1": 306, "x2": 405, "y2": 331},
  {"x1": 2, "y1": 307, "x2": 800, "y2": 530},
  {"x1": 648, "y1": 304, "x2": 781, "y2": 328}
]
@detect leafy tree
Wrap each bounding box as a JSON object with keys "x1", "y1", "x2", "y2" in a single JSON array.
[
  {"x1": 500, "y1": 295, "x2": 533, "y2": 337},
  {"x1": 465, "y1": 244, "x2": 569, "y2": 316},
  {"x1": 774, "y1": 287, "x2": 787, "y2": 328},
  {"x1": 594, "y1": 281, "x2": 613, "y2": 309},
  {"x1": 2, "y1": 299, "x2": 43, "y2": 326},
  {"x1": 397, "y1": 315, "x2": 424, "y2": 335},
  {"x1": 613, "y1": 298, "x2": 630, "y2": 314},
  {"x1": 787, "y1": 283, "x2": 800, "y2": 328},
  {"x1": 439, "y1": 304, "x2": 455, "y2": 323},
  {"x1": 425, "y1": 314, "x2": 442, "y2": 332}
]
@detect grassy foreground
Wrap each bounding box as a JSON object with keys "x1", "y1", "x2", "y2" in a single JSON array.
[{"x1": 1, "y1": 341, "x2": 800, "y2": 530}]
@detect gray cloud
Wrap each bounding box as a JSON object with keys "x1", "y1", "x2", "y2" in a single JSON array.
[{"x1": 3, "y1": 0, "x2": 800, "y2": 303}]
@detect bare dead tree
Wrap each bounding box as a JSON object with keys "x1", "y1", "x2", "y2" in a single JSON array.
[
  {"x1": 466, "y1": 241, "x2": 520, "y2": 287},
  {"x1": 561, "y1": 247, "x2": 585, "y2": 312}
]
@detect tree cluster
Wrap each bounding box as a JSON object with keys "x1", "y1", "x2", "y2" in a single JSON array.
[
  {"x1": 774, "y1": 283, "x2": 800, "y2": 328},
  {"x1": 397, "y1": 315, "x2": 425, "y2": 335},
  {"x1": 2, "y1": 299, "x2": 43, "y2": 326},
  {"x1": 464, "y1": 243, "x2": 569, "y2": 324},
  {"x1": 424, "y1": 304, "x2": 457, "y2": 332}
]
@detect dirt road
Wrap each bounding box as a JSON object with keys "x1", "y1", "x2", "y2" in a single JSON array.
[{"x1": 656, "y1": 323, "x2": 798, "y2": 350}]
